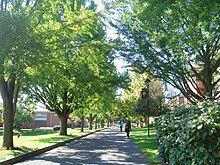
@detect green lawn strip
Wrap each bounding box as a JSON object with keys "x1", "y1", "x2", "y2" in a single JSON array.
[
  {"x1": 131, "y1": 127, "x2": 160, "y2": 164},
  {"x1": 0, "y1": 128, "x2": 95, "y2": 161}
]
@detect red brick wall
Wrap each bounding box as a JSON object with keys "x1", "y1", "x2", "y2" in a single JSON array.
[
  {"x1": 21, "y1": 112, "x2": 60, "y2": 129},
  {"x1": 46, "y1": 113, "x2": 60, "y2": 127}
]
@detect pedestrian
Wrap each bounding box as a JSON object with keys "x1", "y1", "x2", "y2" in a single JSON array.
[
  {"x1": 119, "y1": 120, "x2": 123, "y2": 132},
  {"x1": 125, "y1": 120, "x2": 131, "y2": 139}
]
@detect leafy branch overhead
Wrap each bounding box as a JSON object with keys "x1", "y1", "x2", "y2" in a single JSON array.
[
  {"x1": 23, "y1": 0, "x2": 125, "y2": 135},
  {"x1": 115, "y1": 0, "x2": 220, "y2": 103}
]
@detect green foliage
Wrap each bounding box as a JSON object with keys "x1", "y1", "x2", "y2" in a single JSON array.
[
  {"x1": 0, "y1": 2, "x2": 46, "y2": 148},
  {"x1": 116, "y1": 0, "x2": 220, "y2": 103},
  {"x1": 0, "y1": 10, "x2": 44, "y2": 75},
  {"x1": 14, "y1": 98, "x2": 35, "y2": 130},
  {"x1": 118, "y1": 71, "x2": 168, "y2": 119},
  {"x1": 135, "y1": 98, "x2": 169, "y2": 117},
  {"x1": 22, "y1": 0, "x2": 125, "y2": 135},
  {"x1": 155, "y1": 101, "x2": 220, "y2": 165}
]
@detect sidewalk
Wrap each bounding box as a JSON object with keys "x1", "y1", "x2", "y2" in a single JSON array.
[{"x1": 15, "y1": 128, "x2": 149, "y2": 165}]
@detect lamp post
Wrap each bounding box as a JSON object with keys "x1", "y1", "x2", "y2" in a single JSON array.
[
  {"x1": 146, "y1": 80, "x2": 150, "y2": 138},
  {"x1": 141, "y1": 79, "x2": 150, "y2": 138}
]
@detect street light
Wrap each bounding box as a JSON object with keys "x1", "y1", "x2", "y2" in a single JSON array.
[
  {"x1": 141, "y1": 88, "x2": 148, "y2": 99},
  {"x1": 141, "y1": 79, "x2": 150, "y2": 138},
  {"x1": 146, "y1": 79, "x2": 150, "y2": 138}
]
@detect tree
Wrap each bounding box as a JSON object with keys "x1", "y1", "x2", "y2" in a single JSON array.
[
  {"x1": 114, "y1": 0, "x2": 220, "y2": 104},
  {"x1": 72, "y1": 56, "x2": 125, "y2": 131},
  {"x1": 24, "y1": 0, "x2": 124, "y2": 135},
  {"x1": 135, "y1": 80, "x2": 169, "y2": 117},
  {"x1": 0, "y1": 1, "x2": 44, "y2": 148},
  {"x1": 26, "y1": 51, "x2": 103, "y2": 135},
  {"x1": 14, "y1": 97, "x2": 35, "y2": 131},
  {"x1": 117, "y1": 71, "x2": 167, "y2": 125}
]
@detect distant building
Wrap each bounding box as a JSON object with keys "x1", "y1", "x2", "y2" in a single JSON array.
[
  {"x1": 167, "y1": 93, "x2": 191, "y2": 109},
  {"x1": 21, "y1": 106, "x2": 60, "y2": 129}
]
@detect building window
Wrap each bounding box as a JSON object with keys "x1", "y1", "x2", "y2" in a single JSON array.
[
  {"x1": 35, "y1": 112, "x2": 47, "y2": 121},
  {"x1": 179, "y1": 96, "x2": 184, "y2": 105}
]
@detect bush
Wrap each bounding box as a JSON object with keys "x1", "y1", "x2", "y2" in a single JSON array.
[
  {"x1": 53, "y1": 125, "x2": 60, "y2": 131},
  {"x1": 155, "y1": 101, "x2": 220, "y2": 165}
]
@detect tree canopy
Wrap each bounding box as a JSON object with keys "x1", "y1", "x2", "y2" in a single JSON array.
[
  {"x1": 0, "y1": 0, "x2": 127, "y2": 148},
  {"x1": 116, "y1": 71, "x2": 168, "y2": 123},
  {"x1": 23, "y1": 0, "x2": 125, "y2": 135},
  {"x1": 0, "y1": 1, "x2": 44, "y2": 148},
  {"x1": 113, "y1": 0, "x2": 220, "y2": 104}
]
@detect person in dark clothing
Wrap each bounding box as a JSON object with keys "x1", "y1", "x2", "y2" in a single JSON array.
[
  {"x1": 125, "y1": 120, "x2": 131, "y2": 138},
  {"x1": 119, "y1": 120, "x2": 123, "y2": 132}
]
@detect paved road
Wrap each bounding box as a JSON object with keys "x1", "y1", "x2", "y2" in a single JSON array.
[{"x1": 15, "y1": 128, "x2": 149, "y2": 165}]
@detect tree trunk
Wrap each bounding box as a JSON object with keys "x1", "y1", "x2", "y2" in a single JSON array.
[
  {"x1": 95, "y1": 118, "x2": 98, "y2": 129},
  {"x1": 89, "y1": 114, "x2": 93, "y2": 130},
  {"x1": 144, "y1": 116, "x2": 147, "y2": 126},
  {"x1": 0, "y1": 75, "x2": 18, "y2": 149},
  {"x1": 98, "y1": 121, "x2": 101, "y2": 129},
  {"x1": 1, "y1": 0, "x2": 4, "y2": 11},
  {"x1": 3, "y1": 101, "x2": 14, "y2": 149},
  {"x1": 101, "y1": 120, "x2": 104, "y2": 128},
  {"x1": 59, "y1": 115, "x2": 68, "y2": 135},
  {"x1": 107, "y1": 119, "x2": 110, "y2": 127},
  {"x1": 81, "y1": 116, "x2": 84, "y2": 132}
]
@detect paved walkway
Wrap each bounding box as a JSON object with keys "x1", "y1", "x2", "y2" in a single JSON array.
[{"x1": 15, "y1": 128, "x2": 149, "y2": 165}]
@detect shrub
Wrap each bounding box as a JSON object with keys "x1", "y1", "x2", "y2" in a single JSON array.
[
  {"x1": 53, "y1": 125, "x2": 60, "y2": 131},
  {"x1": 155, "y1": 101, "x2": 220, "y2": 165}
]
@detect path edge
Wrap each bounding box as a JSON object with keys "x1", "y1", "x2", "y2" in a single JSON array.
[{"x1": 0, "y1": 129, "x2": 104, "y2": 165}]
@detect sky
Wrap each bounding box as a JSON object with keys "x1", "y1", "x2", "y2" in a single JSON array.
[{"x1": 93, "y1": 0, "x2": 128, "y2": 73}]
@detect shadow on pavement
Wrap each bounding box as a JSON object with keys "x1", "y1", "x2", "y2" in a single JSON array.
[{"x1": 16, "y1": 128, "x2": 148, "y2": 165}]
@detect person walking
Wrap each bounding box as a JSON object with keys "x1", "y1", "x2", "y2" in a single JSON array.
[
  {"x1": 119, "y1": 120, "x2": 123, "y2": 132},
  {"x1": 125, "y1": 120, "x2": 131, "y2": 139}
]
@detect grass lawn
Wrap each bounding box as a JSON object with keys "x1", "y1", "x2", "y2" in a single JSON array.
[
  {"x1": 131, "y1": 127, "x2": 161, "y2": 165},
  {"x1": 0, "y1": 128, "x2": 95, "y2": 161}
]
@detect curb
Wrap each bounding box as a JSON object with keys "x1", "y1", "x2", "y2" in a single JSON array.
[{"x1": 0, "y1": 129, "x2": 104, "y2": 165}]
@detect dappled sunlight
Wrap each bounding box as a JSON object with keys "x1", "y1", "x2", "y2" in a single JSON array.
[
  {"x1": 0, "y1": 128, "x2": 99, "y2": 161},
  {"x1": 13, "y1": 129, "x2": 148, "y2": 165}
]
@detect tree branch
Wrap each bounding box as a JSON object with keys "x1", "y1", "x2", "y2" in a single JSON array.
[
  {"x1": 1, "y1": 0, "x2": 3, "y2": 11},
  {"x1": 25, "y1": 0, "x2": 30, "y2": 7}
]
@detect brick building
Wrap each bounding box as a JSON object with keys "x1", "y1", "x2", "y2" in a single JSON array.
[{"x1": 21, "y1": 107, "x2": 60, "y2": 129}]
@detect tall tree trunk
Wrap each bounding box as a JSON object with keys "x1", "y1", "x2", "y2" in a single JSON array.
[
  {"x1": 0, "y1": 75, "x2": 18, "y2": 149},
  {"x1": 89, "y1": 114, "x2": 93, "y2": 130},
  {"x1": 59, "y1": 115, "x2": 68, "y2": 135},
  {"x1": 3, "y1": 101, "x2": 14, "y2": 149},
  {"x1": 81, "y1": 116, "x2": 84, "y2": 132}
]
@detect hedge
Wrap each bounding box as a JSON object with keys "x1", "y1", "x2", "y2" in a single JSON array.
[{"x1": 155, "y1": 101, "x2": 220, "y2": 165}]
